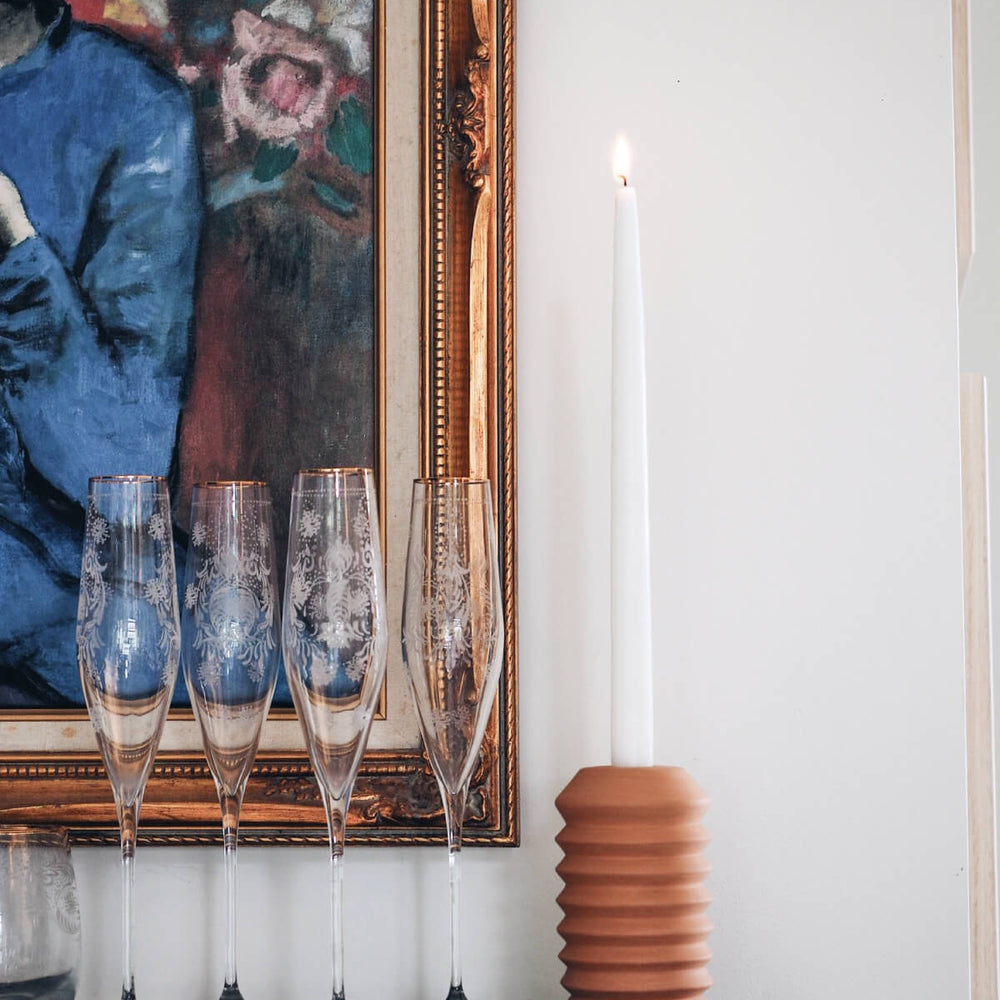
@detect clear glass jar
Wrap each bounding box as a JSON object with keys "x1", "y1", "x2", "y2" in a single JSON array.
[{"x1": 0, "y1": 827, "x2": 79, "y2": 999}]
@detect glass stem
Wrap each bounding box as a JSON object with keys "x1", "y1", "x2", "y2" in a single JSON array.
[
  {"x1": 221, "y1": 791, "x2": 243, "y2": 990},
  {"x1": 443, "y1": 784, "x2": 468, "y2": 992},
  {"x1": 118, "y1": 799, "x2": 139, "y2": 1000},
  {"x1": 325, "y1": 795, "x2": 348, "y2": 1000}
]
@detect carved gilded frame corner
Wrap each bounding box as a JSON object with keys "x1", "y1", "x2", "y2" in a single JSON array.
[
  {"x1": 0, "y1": 0, "x2": 517, "y2": 847},
  {"x1": 419, "y1": 0, "x2": 518, "y2": 842}
]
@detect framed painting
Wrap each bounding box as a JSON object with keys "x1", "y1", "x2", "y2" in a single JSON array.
[{"x1": 0, "y1": 0, "x2": 517, "y2": 845}]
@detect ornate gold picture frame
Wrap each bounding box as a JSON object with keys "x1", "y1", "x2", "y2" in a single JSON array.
[{"x1": 0, "y1": 0, "x2": 517, "y2": 847}]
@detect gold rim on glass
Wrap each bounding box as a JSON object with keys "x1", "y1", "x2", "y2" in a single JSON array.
[
  {"x1": 88, "y1": 475, "x2": 166, "y2": 484},
  {"x1": 297, "y1": 467, "x2": 374, "y2": 476},
  {"x1": 193, "y1": 480, "x2": 270, "y2": 488}
]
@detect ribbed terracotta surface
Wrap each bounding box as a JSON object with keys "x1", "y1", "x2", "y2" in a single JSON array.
[{"x1": 555, "y1": 766, "x2": 711, "y2": 999}]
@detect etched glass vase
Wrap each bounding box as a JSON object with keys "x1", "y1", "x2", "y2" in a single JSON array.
[{"x1": 0, "y1": 827, "x2": 80, "y2": 1000}]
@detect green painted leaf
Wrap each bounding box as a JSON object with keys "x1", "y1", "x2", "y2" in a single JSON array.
[
  {"x1": 198, "y1": 83, "x2": 220, "y2": 108},
  {"x1": 312, "y1": 181, "x2": 357, "y2": 218},
  {"x1": 252, "y1": 142, "x2": 299, "y2": 183},
  {"x1": 326, "y1": 96, "x2": 373, "y2": 176}
]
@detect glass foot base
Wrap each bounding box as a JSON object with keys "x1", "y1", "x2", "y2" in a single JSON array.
[
  {"x1": 446, "y1": 987, "x2": 467, "y2": 1000},
  {"x1": 219, "y1": 986, "x2": 246, "y2": 1000},
  {"x1": 0, "y1": 972, "x2": 76, "y2": 1000}
]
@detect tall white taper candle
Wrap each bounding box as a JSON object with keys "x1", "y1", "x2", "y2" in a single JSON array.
[{"x1": 610, "y1": 136, "x2": 654, "y2": 767}]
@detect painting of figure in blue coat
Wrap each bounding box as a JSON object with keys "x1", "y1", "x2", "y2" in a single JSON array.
[{"x1": 0, "y1": 0, "x2": 376, "y2": 707}]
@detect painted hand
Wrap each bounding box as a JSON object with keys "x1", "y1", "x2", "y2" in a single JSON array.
[{"x1": 0, "y1": 172, "x2": 35, "y2": 250}]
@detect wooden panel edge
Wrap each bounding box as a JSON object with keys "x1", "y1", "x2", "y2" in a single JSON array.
[{"x1": 960, "y1": 372, "x2": 1000, "y2": 999}]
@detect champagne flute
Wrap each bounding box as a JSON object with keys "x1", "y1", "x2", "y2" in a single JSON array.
[
  {"x1": 76, "y1": 475, "x2": 180, "y2": 1000},
  {"x1": 401, "y1": 478, "x2": 504, "y2": 1000},
  {"x1": 181, "y1": 482, "x2": 280, "y2": 1000},
  {"x1": 283, "y1": 469, "x2": 387, "y2": 1000}
]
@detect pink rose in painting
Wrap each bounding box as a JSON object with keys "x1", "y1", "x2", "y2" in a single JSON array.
[
  {"x1": 258, "y1": 56, "x2": 318, "y2": 116},
  {"x1": 222, "y1": 10, "x2": 338, "y2": 143}
]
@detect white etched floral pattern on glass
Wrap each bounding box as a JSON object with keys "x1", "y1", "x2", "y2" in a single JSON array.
[
  {"x1": 286, "y1": 497, "x2": 380, "y2": 695},
  {"x1": 78, "y1": 493, "x2": 179, "y2": 693},
  {"x1": 185, "y1": 516, "x2": 276, "y2": 689},
  {"x1": 401, "y1": 486, "x2": 502, "y2": 795}
]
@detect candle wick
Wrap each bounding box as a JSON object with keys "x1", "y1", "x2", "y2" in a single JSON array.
[{"x1": 616, "y1": 174, "x2": 628, "y2": 187}]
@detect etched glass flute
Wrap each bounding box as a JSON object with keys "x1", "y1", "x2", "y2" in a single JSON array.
[
  {"x1": 283, "y1": 469, "x2": 387, "y2": 1000},
  {"x1": 76, "y1": 475, "x2": 180, "y2": 1000},
  {"x1": 181, "y1": 482, "x2": 280, "y2": 1000},
  {"x1": 401, "y1": 478, "x2": 504, "y2": 1000}
]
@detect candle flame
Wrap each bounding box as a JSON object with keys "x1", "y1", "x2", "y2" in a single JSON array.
[{"x1": 613, "y1": 135, "x2": 631, "y2": 186}]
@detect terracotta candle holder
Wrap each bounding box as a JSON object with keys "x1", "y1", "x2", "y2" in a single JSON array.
[{"x1": 555, "y1": 766, "x2": 712, "y2": 999}]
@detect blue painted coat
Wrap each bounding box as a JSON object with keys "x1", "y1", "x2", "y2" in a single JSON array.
[{"x1": 0, "y1": 4, "x2": 201, "y2": 704}]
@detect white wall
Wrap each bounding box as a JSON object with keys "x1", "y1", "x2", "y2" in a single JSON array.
[
  {"x1": 959, "y1": 0, "x2": 1000, "y2": 823},
  {"x1": 71, "y1": 1, "x2": 970, "y2": 997}
]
